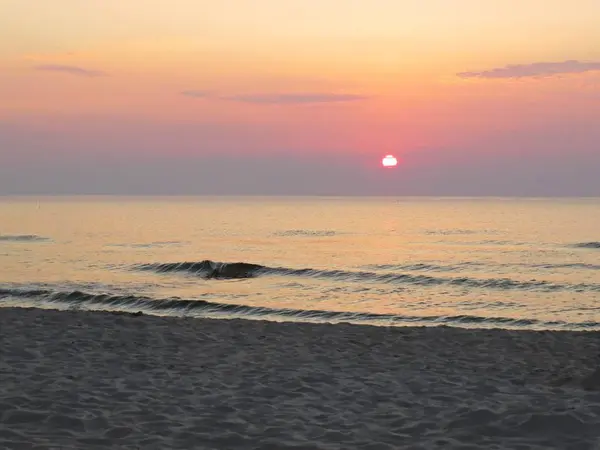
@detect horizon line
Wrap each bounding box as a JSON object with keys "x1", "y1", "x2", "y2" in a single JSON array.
[{"x1": 1, "y1": 194, "x2": 598, "y2": 200}]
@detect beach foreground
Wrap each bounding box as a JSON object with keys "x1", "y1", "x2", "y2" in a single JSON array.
[{"x1": 2, "y1": 308, "x2": 600, "y2": 449}]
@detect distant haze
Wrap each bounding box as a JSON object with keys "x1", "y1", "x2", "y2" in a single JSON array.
[{"x1": 1, "y1": 0, "x2": 599, "y2": 196}]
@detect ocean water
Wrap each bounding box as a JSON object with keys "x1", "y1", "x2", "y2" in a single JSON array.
[{"x1": 1, "y1": 196, "x2": 599, "y2": 330}]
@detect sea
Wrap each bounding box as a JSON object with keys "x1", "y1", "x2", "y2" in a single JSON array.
[{"x1": 1, "y1": 196, "x2": 599, "y2": 331}]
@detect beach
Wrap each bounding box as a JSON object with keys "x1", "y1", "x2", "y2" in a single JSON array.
[{"x1": 2, "y1": 308, "x2": 600, "y2": 449}]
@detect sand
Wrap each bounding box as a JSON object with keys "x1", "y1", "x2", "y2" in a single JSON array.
[{"x1": 1, "y1": 308, "x2": 600, "y2": 450}]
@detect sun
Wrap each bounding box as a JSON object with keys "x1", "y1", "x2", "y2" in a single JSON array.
[{"x1": 381, "y1": 154, "x2": 398, "y2": 168}]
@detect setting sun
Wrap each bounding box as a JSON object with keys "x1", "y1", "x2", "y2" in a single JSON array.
[{"x1": 382, "y1": 154, "x2": 398, "y2": 168}]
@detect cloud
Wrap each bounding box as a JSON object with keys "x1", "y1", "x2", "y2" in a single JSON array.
[
  {"x1": 180, "y1": 90, "x2": 212, "y2": 98},
  {"x1": 34, "y1": 64, "x2": 106, "y2": 77},
  {"x1": 457, "y1": 60, "x2": 600, "y2": 79},
  {"x1": 222, "y1": 93, "x2": 369, "y2": 104}
]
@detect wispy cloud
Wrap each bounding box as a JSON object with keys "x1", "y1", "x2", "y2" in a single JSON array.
[
  {"x1": 180, "y1": 90, "x2": 212, "y2": 98},
  {"x1": 181, "y1": 91, "x2": 369, "y2": 104},
  {"x1": 34, "y1": 64, "x2": 106, "y2": 77},
  {"x1": 458, "y1": 60, "x2": 600, "y2": 79}
]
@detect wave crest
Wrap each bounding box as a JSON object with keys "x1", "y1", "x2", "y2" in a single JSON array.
[
  {"x1": 363, "y1": 263, "x2": 481, "y2": 272},
  {"x1": 1, "y1": 288, "x2": 598, "y2": 330},
  {"x1": 274, "y1": 230, "x2": 338, "y2": 237},
  {"x1": 137, "y1": 261, "x2": 266, "y2": 279},
  {"x1": 572, "y1": 242, "x2": 600, "y2": 249},
  {"x1": 0, "y1": 234, "x2": 49, "y2": 242},
  {"x1": 135, "y1": 260, "x2": 600, "y2": 293}
]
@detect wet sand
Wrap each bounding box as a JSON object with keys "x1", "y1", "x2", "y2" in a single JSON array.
[{"x1": 1, "y1": 307, "x2": 600, "y2": 449}]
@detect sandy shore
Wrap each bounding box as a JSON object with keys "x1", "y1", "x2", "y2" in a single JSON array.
[{"x1": 1, "y1": 308, "x2": 600, "y2": 449}]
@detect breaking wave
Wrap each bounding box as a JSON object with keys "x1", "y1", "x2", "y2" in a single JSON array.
[
  {"x1": 137, "y1": 261, "x2": 266, "y2": 279},
  {"x1": 1, "y1": 288, "x2": 598, "y2": 330},
  {"x1": 135, "y1": 260, "x2": 600, "y2": 293}
]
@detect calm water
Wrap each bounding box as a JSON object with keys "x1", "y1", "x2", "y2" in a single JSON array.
[{"x1": 1, "y1": 196, "x2": 599, "y2": 330}]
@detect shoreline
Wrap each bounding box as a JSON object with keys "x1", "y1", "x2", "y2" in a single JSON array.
[
  {"x1": 3, "y1": 297, "x2": 600, "y2": 332},
  {"x1": 2, "y1": 306, "x2": 600, "y2": 449}
]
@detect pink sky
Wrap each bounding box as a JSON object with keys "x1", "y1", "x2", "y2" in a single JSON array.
[{"x1": 1, "y1": 0, "x2": 599, "y2": 195}]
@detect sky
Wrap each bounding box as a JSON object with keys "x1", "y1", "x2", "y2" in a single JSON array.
[{"x1": 1, "y1": 0, "x2": 599, "y2": 196}]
